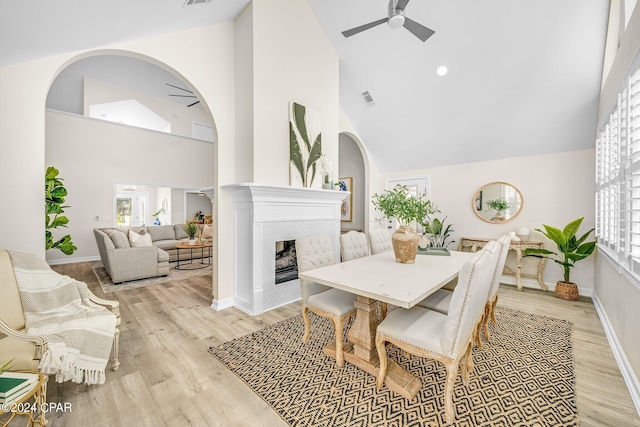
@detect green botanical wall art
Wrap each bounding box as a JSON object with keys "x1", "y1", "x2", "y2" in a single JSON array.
[
  {"x1": 45, "y1": 166, "x2": 77, "y2": 255},
  {"x1": 289, "y1": 101, "x2": 322, "y2": 188}
]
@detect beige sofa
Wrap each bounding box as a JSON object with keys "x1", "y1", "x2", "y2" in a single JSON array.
[{"x1": 93, "y1": 224, "x2": 213, "y2": 283}]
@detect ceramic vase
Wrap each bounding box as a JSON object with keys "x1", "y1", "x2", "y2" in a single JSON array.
[
  {"x1": 392, "y1": 226, "x2": 419, "y2": 264},
  {"x1": 188, "y1": 238, "x2": 196, "y2": 246}
]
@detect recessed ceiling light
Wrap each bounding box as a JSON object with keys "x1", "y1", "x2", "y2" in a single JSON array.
[{"x1": 436, "y1": 66, "x2": 448, "y2": 76}]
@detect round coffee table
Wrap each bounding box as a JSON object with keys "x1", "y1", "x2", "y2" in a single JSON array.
[{"x1": 175, "y1": 243, "x2": 213, "y2": 270}]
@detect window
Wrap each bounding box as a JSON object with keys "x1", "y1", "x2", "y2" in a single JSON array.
[
  {"x1": 115, "y1": 192, "x2": 149, "y2": 227},
  {"x1": 596, "y1": 64, "x2": 640, "y2": 277}
]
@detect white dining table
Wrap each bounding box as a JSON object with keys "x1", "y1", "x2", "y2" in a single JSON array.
[{"x1": 298, "y1": 249, "x2": 475, "y2": 399}]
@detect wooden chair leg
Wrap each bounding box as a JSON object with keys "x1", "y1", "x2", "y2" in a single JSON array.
[
  {"x1": 112, "y1": 328, "x2": 120, "y2": 371},
  {"x1": 302, "y1": 305, "x2": 311, "y2": 344},
  {"x1": 333, "y1": 316, "x2": 344, "y2": 367},
  {"x1": 444, "y1": 360, "x2": 458, "y2": 424},
  {"x1": 491, "y1": 296, "x2": 498, "y2": 325},
  {"x1": 375, "y1": 334, "x2": 387, "y2": 390},
  {"x1": 482, "y1": 302, "x2": 491, "y2": 341},
  {"x1": 474, "y1": 321, "x2": 483, "y2": 350}
]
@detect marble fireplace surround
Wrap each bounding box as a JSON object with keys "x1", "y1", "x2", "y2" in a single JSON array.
[{"x1": 222, "y1": 184, "x2": 348, "y2": 315}]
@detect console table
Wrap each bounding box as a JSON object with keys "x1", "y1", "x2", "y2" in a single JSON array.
[{"x1": 459, "y1": 237, "x2": 547, "y2": 291}]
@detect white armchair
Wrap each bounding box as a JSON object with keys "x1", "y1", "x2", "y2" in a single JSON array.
[
  {"x1": 0, "y1": 250, "x2": 121, "y2": 373},
  {"x1": 296, "y1": 236, "x2": 356, "y2": 367},
  {"x1": 375, "y1": 248, "x2": 497, "y2": 424}
]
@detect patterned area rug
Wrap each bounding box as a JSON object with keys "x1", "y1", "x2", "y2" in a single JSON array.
[
  {"x1": 93, "y1": 263, "x2": 211, "y2": 293},
  {"x1": 209, "y1": 307, "x2": 577, "y2": 426}
]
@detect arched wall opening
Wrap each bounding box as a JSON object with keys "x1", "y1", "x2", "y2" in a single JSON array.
[
  {"x1": 44, "y1": 49, "x2": 218, "y2": 295},
  {"x1": 339, "y1": 132, "x2": 370, "y2": 233}
]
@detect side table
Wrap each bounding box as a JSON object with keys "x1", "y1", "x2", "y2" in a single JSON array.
[
  {"x1": 459, "y1": 237, "x2": 547, "y2": 291},
  {"x1": 0, "y1": 371, "x2": 48, "y2": 427}
]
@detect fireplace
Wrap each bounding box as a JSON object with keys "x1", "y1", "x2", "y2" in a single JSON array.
[
  {"x1": 222, "y1": 184, "x2": 348, "y2": 315},
  {"x1": 275, "y1": 240, "x2": 298, "y2": 284}
]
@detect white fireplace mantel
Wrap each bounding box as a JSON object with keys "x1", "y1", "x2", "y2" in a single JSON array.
[{"x1": 222, "y1": 184, "x2": 349, "y2": 315}]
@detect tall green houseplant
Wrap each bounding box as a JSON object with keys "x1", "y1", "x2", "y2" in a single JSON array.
[{"x1": 45, "y1": 167, "x2": 77, "y2": 255}]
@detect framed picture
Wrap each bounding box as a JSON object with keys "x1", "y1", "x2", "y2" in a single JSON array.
[{"x1": 339, "y1": 177, "x2": 353, "y2": 222}]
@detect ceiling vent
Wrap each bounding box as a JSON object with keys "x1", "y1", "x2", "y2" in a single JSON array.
[
  {"x1": 361, "y1": 91, "x2": 376, "y2": 107},
  {"x1": 183, "y1": 0, "x2": 212, "y2": 6}
]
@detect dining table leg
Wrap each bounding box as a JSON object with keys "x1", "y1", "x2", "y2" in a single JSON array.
[{"x1": 323, "y1": 295, "x2": 422, "y2": 400}]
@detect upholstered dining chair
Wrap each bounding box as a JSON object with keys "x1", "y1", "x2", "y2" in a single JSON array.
[
  {"x1": 415, "y1": 236, "x2": 510, "y2": 347},
  {"x1": 368, "y1": 227, "x2": 393, "y2": 255},
  {"x1": 481, "y1": 235, "x2": 511, "y2": 340},
  {"x1": 375, "y1": 248, "x2": 496, "y2": 424},
  {"x1": 295, "y1": 235, "x2": 357, "y2": 367},
  {"x1": 340, "y1": 231, "x2": 370, "y2": 262}
]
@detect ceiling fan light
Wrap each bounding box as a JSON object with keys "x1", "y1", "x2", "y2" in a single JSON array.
[{"x1": 388, "y1": 13, "x2": 405, "y2": 29}]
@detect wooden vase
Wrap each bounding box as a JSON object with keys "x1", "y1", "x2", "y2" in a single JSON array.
[
  {"x1": 554, "y1": 281, "x2": 579, "y2": 301},
  {"x1": 392, "y1": 226, "x2": 419, "y2": 264}
]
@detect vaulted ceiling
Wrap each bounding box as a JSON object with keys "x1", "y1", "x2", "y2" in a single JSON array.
[{"x1": 2, "y1": 0, "x2": 610, "y2": 171}]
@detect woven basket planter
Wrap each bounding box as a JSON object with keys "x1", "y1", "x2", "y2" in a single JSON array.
[{"x1": 554, "y1": 281, "x2": 579, "y2": 301}]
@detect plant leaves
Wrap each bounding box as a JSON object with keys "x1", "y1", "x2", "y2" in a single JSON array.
[
  {"x1": 292, "y1": 102, "x2": 311, "y2": 151},
  {"x1": 289, "y1": 122, "x2": 306, "y2": 186},
  {"x1": 562, "y1": 217, "x2": 583, "y2": 240},
  {"x1": 542, "y1": 225, "x2": 566, "y2": 247},
  {"x1": 307, "y1": 134, "x2": 322, "y2": 187}
]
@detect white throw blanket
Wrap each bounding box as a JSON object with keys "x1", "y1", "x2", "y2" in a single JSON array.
[{"x1": 8, "y1": 250, "x2": 116, "y2": 385}]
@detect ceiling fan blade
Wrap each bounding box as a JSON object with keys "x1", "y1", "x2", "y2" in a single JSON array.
[
  {"x1": 403, "y1": 17, "x2": 435, "y2": 42},
  {"x1": 187, "y1": 101, "x2": 200, "y2": 107},
  {"x1": 342, "y1": 17, "x2": 387, "y2": 38},
  {"x1": 165, "y1": 83, "x2": 193, "y2": 93},
  {"x1": 169, "y1": 94, "x2": 197, "y2": 98},
  {"x1": 395, "y1": 0, "x2": 410, "y2": 12}
]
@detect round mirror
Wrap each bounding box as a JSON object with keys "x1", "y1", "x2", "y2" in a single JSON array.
[{"x1": 473, "y1": 182, "x2": 523, "y2": 223}]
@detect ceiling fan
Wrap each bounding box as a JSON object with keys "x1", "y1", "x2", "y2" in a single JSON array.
[
  {"x1": 341, "y1": 0, "x2": 435, "y2": 42},
  {"x1": 166, "y1": 83, "x2": 200, "y2": 107}
]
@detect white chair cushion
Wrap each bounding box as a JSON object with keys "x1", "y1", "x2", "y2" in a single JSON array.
[
  {"x1": 340, "y1": 231, "x2": 370, "y2": 261},
  {"x1": 415, "y1": 289, "x2": 452, "y2": 314},
  {"x1": 296, "y1": 235, "x2": 337, "y2": 302},
  {"x1": 306, "y1": 289, "x2": 357, "y2": 317},
  {"x1": 376, "y1": 306, "x2": 448, "y2": 356}
]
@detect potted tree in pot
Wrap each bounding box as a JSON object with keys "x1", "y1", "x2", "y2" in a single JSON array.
[
  {"x1": 372, "y1": 185, "x2": 439, "y2": 264},
  {"x1": 419, "y1": 216, "x2": 455, "y2": 255},
  {"x1": 182, "y1": 221, "x2": 199, "y2": 245},
  {"x1": 523, "y1": 217, "x2": 596, "y2": 300},
  {"x1": 486, "y1": 198, "x2": 509, "y2": 221}
]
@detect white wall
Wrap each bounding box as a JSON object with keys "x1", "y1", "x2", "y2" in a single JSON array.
[
  {"x1": 339, "y1": 133, "x2": 365, "y2": 232},
  {"x1": 45, "y1": 110, "x2": 215, "y2": 262},
  {"x1": 382, "y1": 149, "x2": 596, "y2": 291},
  {"x1": 251, "y1": 0, "x2": 340, "y2": 185},
  {"x1": 185, "y1": 193, "x2": 212, "y2": 222}
]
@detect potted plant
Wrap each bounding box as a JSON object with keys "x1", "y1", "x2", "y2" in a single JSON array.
[
  {"x1": 182, "y1": 221, "x2": 199, "y2": 245},
  {"x1": 523, "y1": 217, "x2": 596, "y2": 300},
  {"x1": 486, "y1": 198, "x2": 509, "y2": 220},
  {"x1": 372, "y1": 185, "x2": 439, "y2": 263},
  {"x1": 45, "y1": 166, "x2": 77, "y2": 255},
  {"x1": 419, "y1": 217, "x2": 455, "y2": 255}
]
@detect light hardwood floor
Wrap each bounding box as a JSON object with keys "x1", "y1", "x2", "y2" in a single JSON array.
[{"x1": 40, "y1": 261, "x2": 639, "y2": 426}]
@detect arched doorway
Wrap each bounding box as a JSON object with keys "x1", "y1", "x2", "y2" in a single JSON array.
[
  {"x1": 44, "y1": 51, "x2": 217, "y2": 293},
  {"x1": 339, "y1": 132, "x2": 368, "y2": 232}
]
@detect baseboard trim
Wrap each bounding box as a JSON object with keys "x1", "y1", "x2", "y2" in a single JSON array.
[
  {"x1": 498, "y1": 276, "x2": 594, "y2": 297},
  {"x1": 210, "y1": 297, "x2": 234, "y2": 311},
  {"x1": 47, "y1": 255, "x2": 100, "y2": 265},
  {"x1": 592, "y1": 292, "x2": 640, "y2": 415}
]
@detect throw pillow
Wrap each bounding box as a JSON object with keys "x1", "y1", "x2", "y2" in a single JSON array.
[
  {"x1": 104, "y1": 229, "x2": 130, "y2": 249},
  {"x1": 202, "y1": 224, "x2": 213, "y2": 239},
  {"x1": 129, "y1": 229, "x2": 153, "y2": 247}
]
